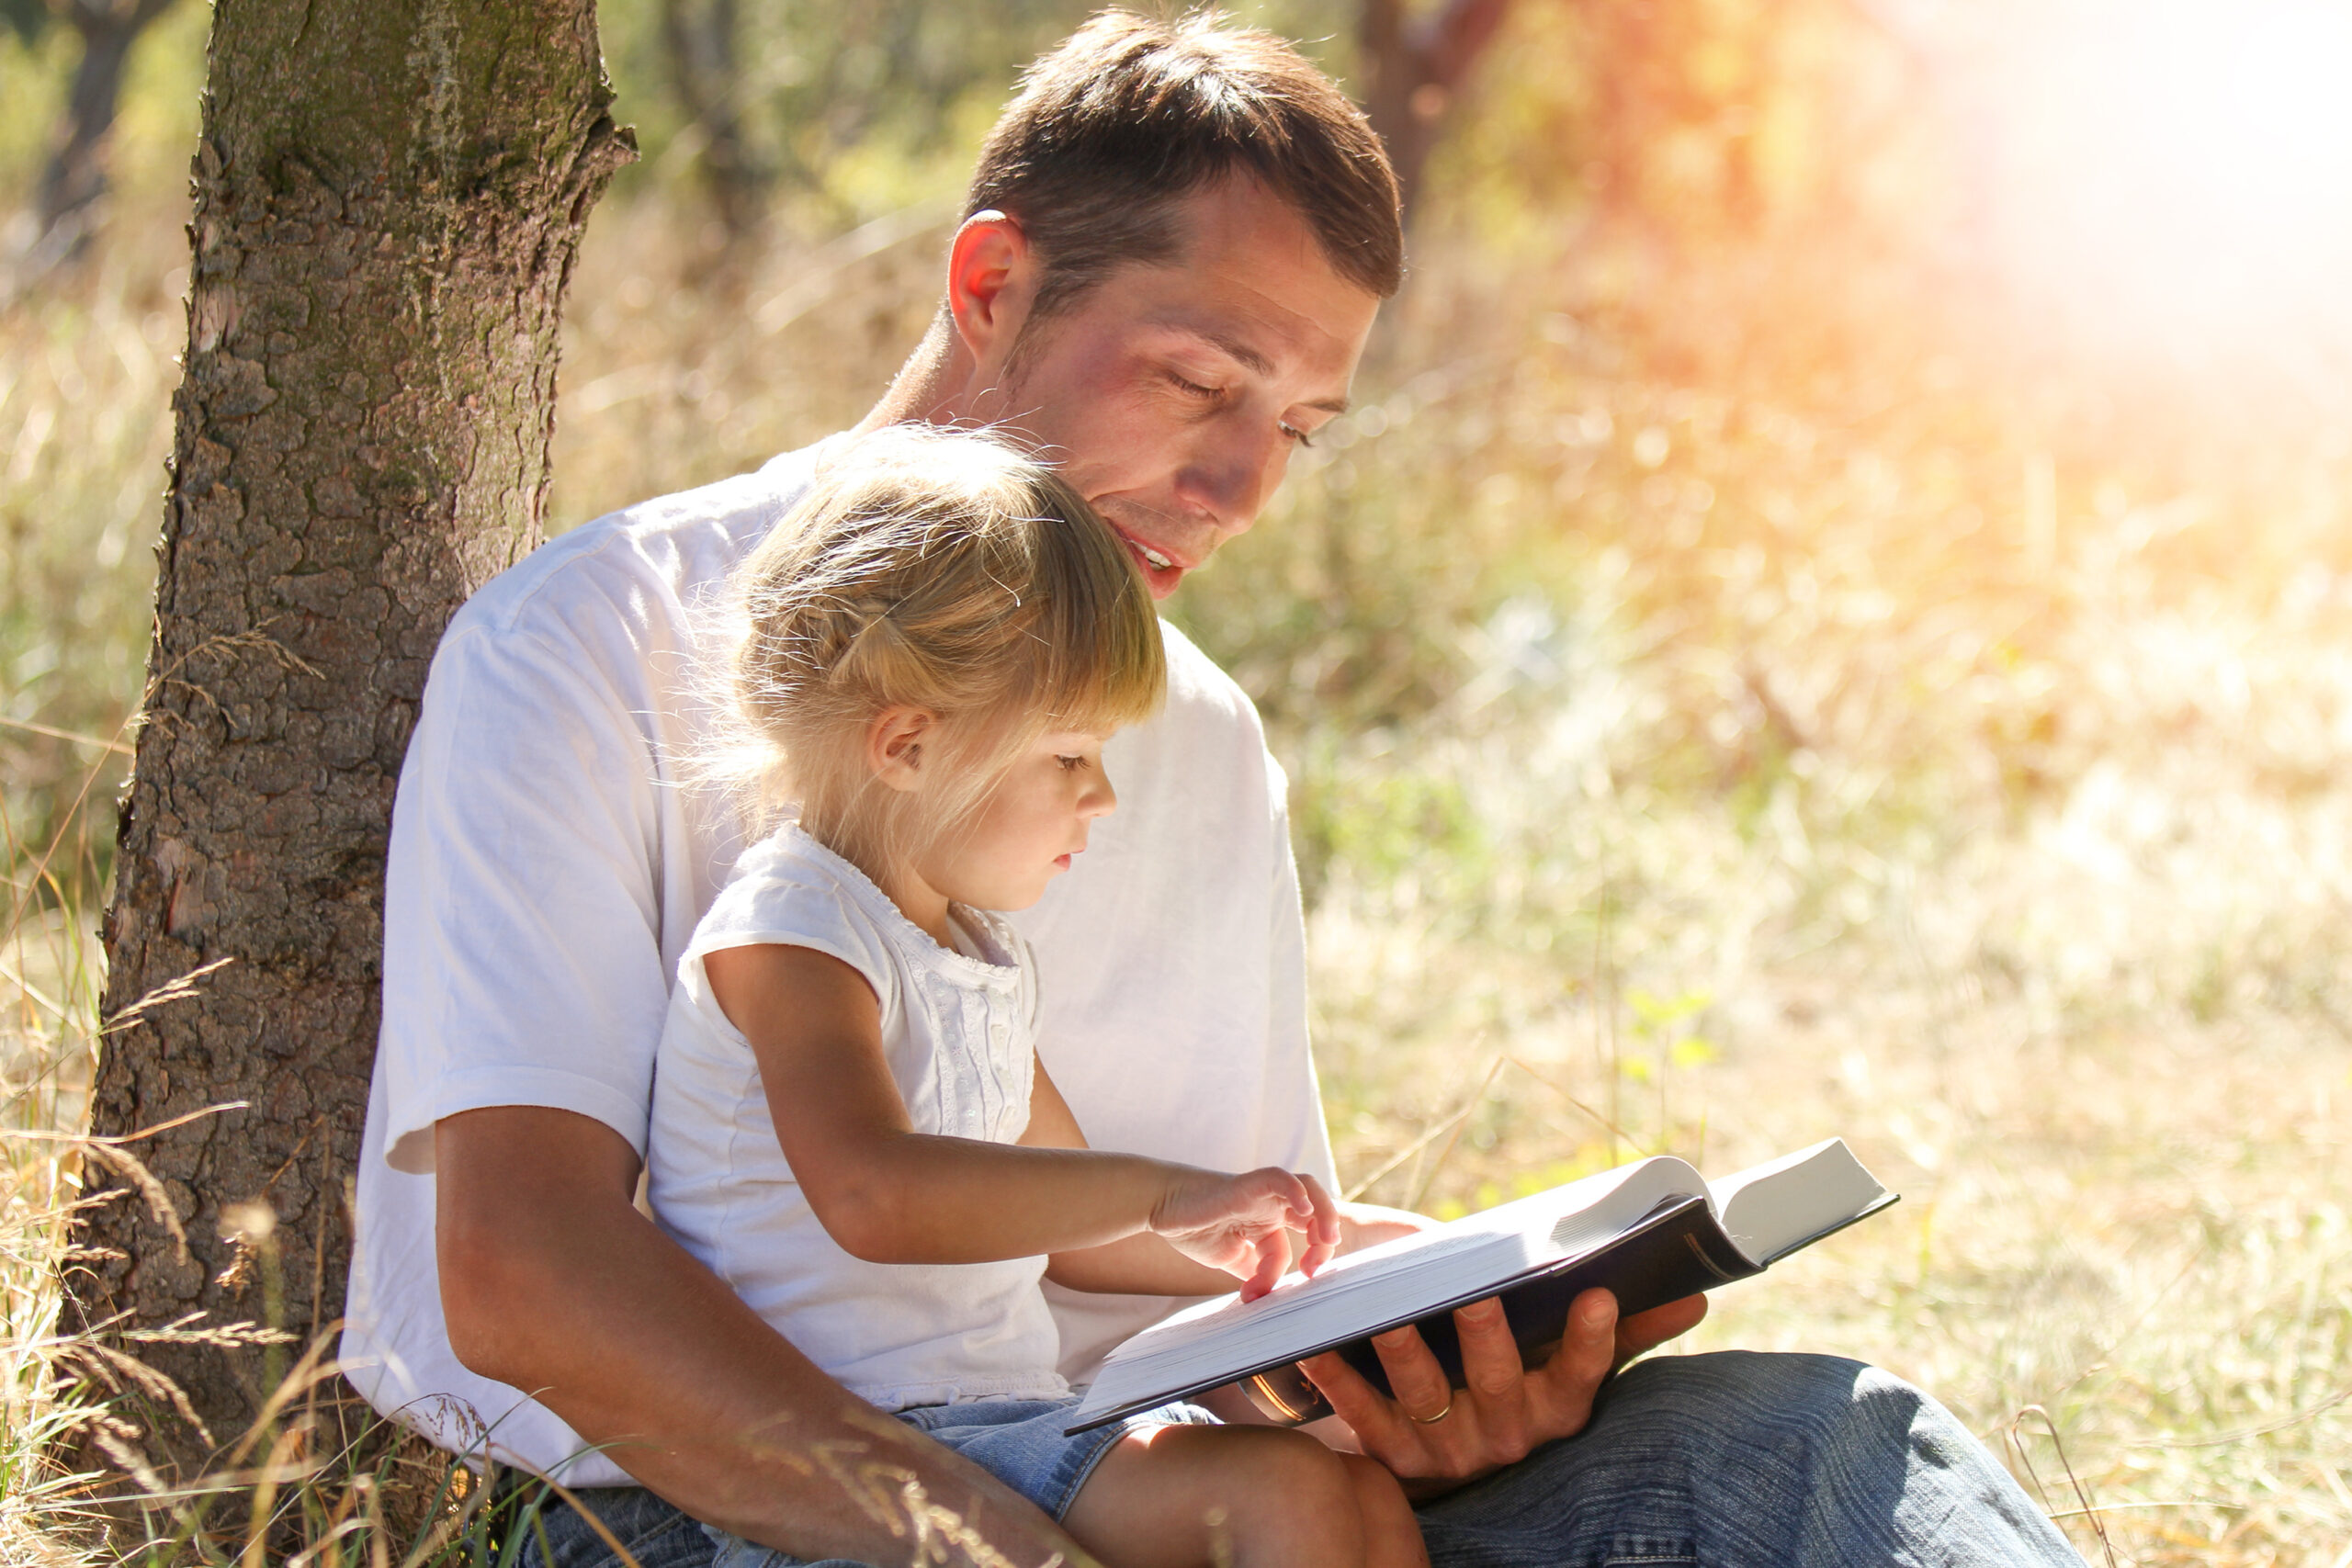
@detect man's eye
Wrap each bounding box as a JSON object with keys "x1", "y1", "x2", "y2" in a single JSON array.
[{"x1": 1169, "y1": 372, "x2": 1219, "y2": 400}]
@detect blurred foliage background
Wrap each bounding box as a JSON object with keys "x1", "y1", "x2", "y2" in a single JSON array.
[{"x1": 6, "y1": 0, "x2": 2352, "y2": 1561}]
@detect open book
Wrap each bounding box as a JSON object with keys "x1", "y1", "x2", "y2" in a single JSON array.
[{"x1": 1067, "y1": 1138, "x2": 1895, "y2": 1434}]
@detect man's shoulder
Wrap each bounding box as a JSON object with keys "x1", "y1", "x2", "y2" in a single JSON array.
[
  {"x1": 442, "y1": 443, "x2": 833, "y2": 655},
  {"x1": 1102, "y1": 620, "x2": 1287, "y2": 825},
  {"x1": 1156, "y1": 619, "x2": 1264, "y2": 742}
]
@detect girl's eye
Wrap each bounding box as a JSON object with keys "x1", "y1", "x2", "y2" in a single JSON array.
[
  {"x1": 1280, "y1": 421, "x2": 1315, "y2": 449},
  {"x1": 1057, "y1": 755, "x2": 1091, "y2": 773}
]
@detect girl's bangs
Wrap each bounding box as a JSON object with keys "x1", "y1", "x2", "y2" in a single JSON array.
[{"x1": 1050, "y1": 654, "x2": 1163, "y2": 732}]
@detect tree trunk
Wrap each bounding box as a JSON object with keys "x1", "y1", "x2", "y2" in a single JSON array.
[
  {"x1": 25, "y1": 0, "x2": 180, "y2": 272},
  {"x1": 1359, "y1": 0, "x2": 1514, "y2": 223},
  {"x1": 662, "y1": 0, "x2": 765, "y2": 242},
  {"x1": 68, "y1": 0, "x2": 632, "y2": 1467}
]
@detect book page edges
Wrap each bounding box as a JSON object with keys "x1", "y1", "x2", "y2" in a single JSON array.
[{"x1": 1756, "y1": 1189, "x2": 1903, "y2": 1266}]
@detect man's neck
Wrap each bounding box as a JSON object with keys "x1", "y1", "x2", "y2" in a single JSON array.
[{"x1": 859, "y1": 311, "x2": 981, "y2": 434}]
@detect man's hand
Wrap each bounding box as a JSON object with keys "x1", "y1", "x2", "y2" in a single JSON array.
[
  {"x1": 1332, "y1": 1199, "x2": 1436, "y2": 1256},
  {"x1": 1297, "y1": 1288, "x2": 1708, "y2": 1497}
]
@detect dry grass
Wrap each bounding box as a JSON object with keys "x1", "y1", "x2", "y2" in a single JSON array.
[
  {"x1": 0, "y1": 210, "x2": 161, "y2": 1568},
  {"x1": 1265, "y1": 247, "x2": 2352, "y2": 1565},
  {"x1": 6, "y1": 107, "x2": 2352, "y2": 1566}
]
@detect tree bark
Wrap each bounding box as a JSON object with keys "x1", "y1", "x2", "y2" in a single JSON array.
[
  {"x1": 68, "y1": 0, "x2": 632, "y2": 1465},
  {"x1": 1359, "y1": 0, "x2": 1514, "y2": 223},
  {"x1": 25, "y1": 0, "x2": 181, "y2": 272}
]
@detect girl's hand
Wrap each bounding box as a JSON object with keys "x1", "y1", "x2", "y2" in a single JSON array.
[{"x1": 1149, "y1": 1168, "x2": 1340, "y2": 1301}]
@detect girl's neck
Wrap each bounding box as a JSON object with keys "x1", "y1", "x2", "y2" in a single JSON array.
[
  {"x1": 801, "y1": 824, "x2": 958, "y2": 950},
  {"x1": 870, "y1": 857, "x2": 957, "y2": 950}
]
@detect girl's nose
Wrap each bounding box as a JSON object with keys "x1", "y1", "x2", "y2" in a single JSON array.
[{"x1": 1084, "y1": 769, "x2": 1118, "y2": 818}]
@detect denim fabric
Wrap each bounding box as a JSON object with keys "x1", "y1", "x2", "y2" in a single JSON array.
[
  {"x1": 520, "y1": 1351, "x2": 2086, "y2": 1568},
  {"x1": 508, "y1": 1481, "x2": 718, "y2": 1568},
  {"x1": 1412, "y1": 1352, "x2": 2083, "y2": 1567},
  {"x1": 704, "y1": 1395, "x2": 1219, "y2": 1568}
]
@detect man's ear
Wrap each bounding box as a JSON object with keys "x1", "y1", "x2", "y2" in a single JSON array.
[
  {"x1": 944, "y1": 210, "x2": 1038, "y2": 371},
  {"x1": 867, "y1": 706, "x2": 937, "y2": 795}
]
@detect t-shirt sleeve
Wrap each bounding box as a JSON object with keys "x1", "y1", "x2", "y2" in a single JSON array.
[
  {"x1": 673, "y1": 857, "x2": 899, "y2": 1024},
  {"x1": 376, "y1": 623, "x2": 674, "y2": 1172}
]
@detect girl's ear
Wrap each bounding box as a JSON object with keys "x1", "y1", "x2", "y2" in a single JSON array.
[{"x1": 867, "y1": 706, "x2": 937, "y2": 795}]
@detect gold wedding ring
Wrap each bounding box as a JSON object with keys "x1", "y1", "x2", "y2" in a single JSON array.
[{"x1": 1407, "y1": 1391, "x2": 1454, "y2": 1425}]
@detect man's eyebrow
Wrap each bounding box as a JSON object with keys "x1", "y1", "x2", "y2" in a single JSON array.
[{"x1": 1159, "y1": 322, "x2": 1351, "y2": 414}]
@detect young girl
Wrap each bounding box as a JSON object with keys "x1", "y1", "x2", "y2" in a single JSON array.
[{"x1": 647, "y1": 426, "x2": 1425, "y2": 1568}]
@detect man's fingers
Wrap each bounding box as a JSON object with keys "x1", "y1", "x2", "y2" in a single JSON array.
[
  {"x1": 1535, "y1": 1288, "x2": 1618, "y2": 1404},
  {"x1": 1449, "y1": 1299, "x2": 1531, "y2": 1460},
  {"x1": 1615, "y1": 1292, "x2": 1707, "y2": 1360},
  {"x1": 1296, "y1": 1347, "x2": 1449, "y2": 1478},
  {"x1": 1298, "y1": 1348, "x2": 1407, "y2": 1441},
  {"x1": 1335, "y1": 1199, "x2": 1438, "y2": 1255},
  {"x1": 1450, "y1": 1297, "x2": 1526, "y2": 1401},
  {"x1": 1287, "y1": 1292, "x2": 1663, "y2": 1486},
  {"x1": 1365, "y1": 1321, "x2": 1455, "y2": 1421}
]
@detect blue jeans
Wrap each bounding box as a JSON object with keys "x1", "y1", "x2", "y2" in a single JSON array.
[
  {"x1": 516, "y1": 1351, "x2": 2084, "y2": 1568},
  {"x1": 701, "y1": 1396, "x2": 1219, "y2": 1568}
]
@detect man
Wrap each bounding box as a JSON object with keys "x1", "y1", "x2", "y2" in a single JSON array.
[{"x1": 346, "y1": 13, "x2": 2082, "y2": 1566}]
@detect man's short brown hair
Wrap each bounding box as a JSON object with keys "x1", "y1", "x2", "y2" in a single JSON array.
[{"x1": 969, "y1": 9, "x2": 1404, "y2": 320}]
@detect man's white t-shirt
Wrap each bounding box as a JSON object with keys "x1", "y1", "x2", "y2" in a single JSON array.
[{"x1": 343, "y1": 440, "x2": 1336, "y2": 1485}]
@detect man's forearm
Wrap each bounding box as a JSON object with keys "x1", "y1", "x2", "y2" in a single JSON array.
[{"x1": 435, "y1": 1107, "x2": 1093, "y2": 1564}]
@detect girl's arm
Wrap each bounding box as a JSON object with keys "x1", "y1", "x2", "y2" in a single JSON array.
[
  {"x1": 707, "y1": 942, "x2": 1336, "y2": 1299},
  {"x1": 1032, "y1": 1042, "x2": 1434, "y2": 1295},
  {"x1": 1017, "y1": 1055, "x2": 1290, "y2": 1297}
]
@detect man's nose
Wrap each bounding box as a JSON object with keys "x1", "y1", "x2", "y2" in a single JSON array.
[{"x1": 1175, "y1": 417, "x2": 1289, "y2": 537}]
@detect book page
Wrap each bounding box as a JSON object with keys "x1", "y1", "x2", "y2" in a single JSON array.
[{"x1": 1710, "y1": 1139, "x2": 1890, "y2": 1264}]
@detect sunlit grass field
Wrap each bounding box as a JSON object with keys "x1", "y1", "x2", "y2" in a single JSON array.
[{"x1": 8, "y1": 57, "x2": 2352, "y2": 1566}]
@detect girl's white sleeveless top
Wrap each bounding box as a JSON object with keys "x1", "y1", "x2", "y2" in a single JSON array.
[{"x1": 646, "y1": 825, "x2": 1065, "y2": 1411}]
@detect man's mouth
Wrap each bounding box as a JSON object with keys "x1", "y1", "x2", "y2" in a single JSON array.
[{"x1": 1104, "y1": 521, "x2": 1191, "y2": 595}]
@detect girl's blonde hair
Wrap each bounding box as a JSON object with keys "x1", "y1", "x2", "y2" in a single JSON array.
[{"x1": 728, "y1": 425, "x2": 1165, "y2": 879}]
